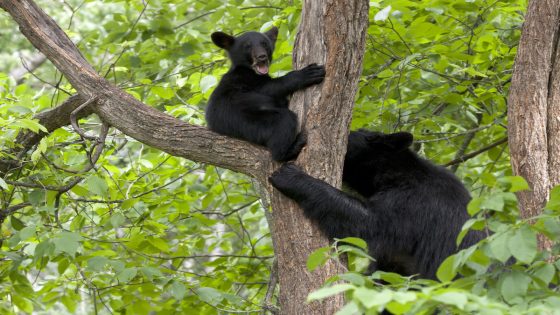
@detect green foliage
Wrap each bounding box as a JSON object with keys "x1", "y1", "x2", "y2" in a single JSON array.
[
  {"x1": 1, "y1": 0, "x2": 294, "y2": 313},
  {"x1": 1, "y1": 0, "x2": 554, "y2": 314},
  {"x1": 308, "y1": 180, "x2": 560, "y2": 314}
]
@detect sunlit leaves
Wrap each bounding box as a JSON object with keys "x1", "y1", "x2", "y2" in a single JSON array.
[
  {"x1": 307, "y1": 284, "x2": 355, "y2": 301},
  {"x1": 53, "y1": 232, "x2": 83, "y2": 256},
  {"x1": 374, "y1": 5, "x2": 391, "y2": 21}
]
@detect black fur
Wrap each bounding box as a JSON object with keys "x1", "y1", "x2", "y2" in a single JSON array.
[
  {"x1": 269, "y1": 130, "x2": 484, "y2": 279},
  {"x1": 206, "y1": 27, "x2": 325, "y2": 161}
]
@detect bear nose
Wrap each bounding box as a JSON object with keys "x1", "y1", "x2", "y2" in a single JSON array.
[{"x1": 256, "y1": 54, "x2": 267, "y2": 61}]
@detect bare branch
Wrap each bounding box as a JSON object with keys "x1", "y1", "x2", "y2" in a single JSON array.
[
  {"x1": 0, "y1": 202, "x2": 31, "y2": 223},
  {"x1": 444, "y1": 137, "x2": 508, "y2": 167},
  {"x1": 9, "y1": 52, "x2": 47, "y2": 84}
]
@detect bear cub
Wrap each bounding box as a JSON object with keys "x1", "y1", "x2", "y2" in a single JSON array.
[
  {"x1": 206, "y1": 27, "x2": 325, "y2": 161},
  {"x1": 269, "y1": 130, "x2": 484, "y2": 279}
]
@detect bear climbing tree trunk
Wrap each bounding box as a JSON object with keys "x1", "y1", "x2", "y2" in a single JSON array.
[
  {"x1": 268, "y1": 0, "x2": 368, "y2": 313},
  {"x1": 507, "y1": 0, "x2": 560, "y2": 253}
]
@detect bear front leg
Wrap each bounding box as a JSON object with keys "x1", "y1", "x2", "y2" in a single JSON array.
[
  {"x1": 259, "y1": 64, "x2": 325, "y2": 99},
  {"x1": 269, "y1": 163, "x2": 372, "y2": 240}
]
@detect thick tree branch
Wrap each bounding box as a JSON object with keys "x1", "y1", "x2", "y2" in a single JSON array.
[{"x1": 0, "y1": 0, "x2": 268, "y2": 181}]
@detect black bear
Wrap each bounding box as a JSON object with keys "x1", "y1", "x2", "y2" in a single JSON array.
[
  {"x1": 269, "y1": 130, "x2": 484, "y2": 279},
  {"x1": 206, "y1": 27, "x2": 325, "y2": 162}
]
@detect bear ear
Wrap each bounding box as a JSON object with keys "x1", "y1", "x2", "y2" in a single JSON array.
[
  {"x1": 383, "y1": 132, "x2": 413, "y2": 151},
  {"x1": 264, "y1": 26, "x2": 279, "y2": 43},
  {"x1": 211, "y1": 32, "x2": 235, "y2": 50}
]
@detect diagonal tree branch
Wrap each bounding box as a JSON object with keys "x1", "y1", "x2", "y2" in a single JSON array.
[{"x1": 0, "y1": 0, "x2": 268, "y2": 181}]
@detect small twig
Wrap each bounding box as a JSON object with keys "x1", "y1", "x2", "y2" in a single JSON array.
[
  {"x1": 70, "y1": 97, "x2": 98, "y2": 140},
  {"x1": 0, "y1": 202, "x2": 31, "y2": 223},
  {"x1": 138, "y1": 253, "x2": 274, "y2": 260},
  {"x1": 6, "y1": 176, "x2": 83, "y2": 192},
  {"x1": 85, "y1": 121, "x2": 110, "y2": 172},
  {"x1": 444, "y1": 137, "x2": 508, "y2": 167},
  {"x1": 9, "y1": 53, "x2": 47, "y2": 85},
  {"x1": 41, "y1": 122, "x2": 109, "y2": 174},
  {"x1": 263, "y1": 258, "x2": 279, "y2": 314},
  {"x1": 365, "y1": 57, "x2": 397, "y2": 80}
]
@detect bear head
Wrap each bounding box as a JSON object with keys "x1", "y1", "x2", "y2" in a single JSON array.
[{"x1": 211, "y1": 27, "x2": 279, "y2": 75}]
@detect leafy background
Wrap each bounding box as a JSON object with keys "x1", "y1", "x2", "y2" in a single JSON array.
[{"x1": 2, "y1": 0, "x2": 558, "y2": 314}]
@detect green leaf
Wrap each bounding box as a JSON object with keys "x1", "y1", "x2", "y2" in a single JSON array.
[
  {"x1": 10, "y1": 216, "x2": 25, "y2": 231},
  {"x1": 53, "y1": 232, "x2": 82, "y2": 256},
  {"x1": 170, "y1": 281, "x2": 187, "y2": 300},
  {"x1": 34, "y1": 240, "x2": 54, "y2": 259},
  {"x1": 200, "y1": 75, "x2": 218, "y2": 93},
  {"x1": 116, "y1": 268, "x2": 137, "y2": 283},
  {"x1": 307, "y1": 284, "x2": 355, "y2": 301},
  {"x1": 335, "y1": 301, "x2": 360, "y2": 315},
  {"x1": 87, "y1": 256, "x2": 109, "y2": 272},
  {"x1": 11, "y1": 294, "x2": 33, "y2": 314},
  {"x1": 58, "y1": 258, "x2": 70, "y2": 274},
  {"x1": 60, "y1": 292, "x2": 79, "y2": 313},
  {"x1": 196, "y1": 287, "x2": 223, "y2": 306},
  {"x1": 467, "y1": 197, "x2": 483, "y2": 216},
  {"x1": 532, "y1": 263, "x2": 555, "y2": 285},
  {"x1": 436, "y1": 255, "x2": 457, "y2": 282},
  {"x1": 545, "y1": 185, "x2": 560, "y2": 211},
  {"x1": 306, "y1": 247, "x2": 330, "y2": 271},
  {"x1": 12, "y1": 118, "x2": 47, "y2": 133},
  {"x1": 338, "y1": 237, "x2": 368, "y2": 249},
  {"x1": 31, "y1": 137, "x2": 48, "y2": 164},
  {"x1": 140, "y1": 267, "x2": 163, "y2": 281},
  {"x1": 481, "y1": 194, "x2": 505, "y2": 211},
  {"x1": 338, "y1": 272, "x2": 366, "y2": 286},
  {"x1": 151, "y1": 86, "x2": 175, "y2": 100},
  {"x1": 110, "y1": 213, "x2": 125, "y2": 228},
  {"x1": 392, "y1": 291, "x2": 416, "y2": 304},
  {"x1": 0, "y1": 177, "x2": 8, "y2": 190},
  {"x1": 354, "y1": 288, "x2": 392, "y2": 309},
  {"x1": 489, "y1": 231, "x2": 513, "y2": 263},
  {"x1": 507, "y1": 226, "x2": 537, "y2": 264},
  {"x1": 432, "y1": 292, "x2": 468, "y2": 310},
  {"x1": 86, "y1": 175, "x2": 108, "y2": 197},
  {"x1": 19, "y1": 225, "x2": 36, "y2": 241},
  {"x1": 501, "y1": 176, "x2": 530, "y2": 193},
  {"x1": 374, "y1": 5, "x2": 391, "y2": 22},
  {"x1": 500, "y1": 270, "x2": 531, "y2": 303}
]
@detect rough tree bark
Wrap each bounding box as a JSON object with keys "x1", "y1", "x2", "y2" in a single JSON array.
[
  {"x1": 269, "y1": 1, "x2": 368, "y2": 314},
  {"x1": 508, "y1": 0, "x2": 560, "y2": 251},
  {"x1": 0, "y1": 0, "x2": 368, "y2": 313}
]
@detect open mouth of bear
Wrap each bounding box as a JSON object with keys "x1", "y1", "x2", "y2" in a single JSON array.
[{"x1": 253, "y1": 61, "x2": 269, "y2": 75}]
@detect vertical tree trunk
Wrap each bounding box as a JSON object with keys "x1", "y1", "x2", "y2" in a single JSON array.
[
  {"x1": 268, "y1": 1, "x2": 369, "y2": 314},
  {"x1": 508, "y1": 0, "x2": 560, "y2": 251}
]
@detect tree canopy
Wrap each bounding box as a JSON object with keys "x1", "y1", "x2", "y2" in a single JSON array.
[{"x1": 1, "y1": 0, "x2": 559, "y2": 314}]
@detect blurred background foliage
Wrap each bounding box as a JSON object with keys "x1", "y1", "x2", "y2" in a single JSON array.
[{"x1": 2, "y1": 0, "x2": 556, "y2": 314}]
